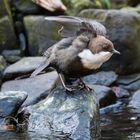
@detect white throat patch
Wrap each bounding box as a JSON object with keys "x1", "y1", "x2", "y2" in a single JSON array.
[{"x1": 78, "y1": 49, "x2": 112, "y2": 69}]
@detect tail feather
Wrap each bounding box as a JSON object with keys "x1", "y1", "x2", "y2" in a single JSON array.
[{"x1": 30, "y1": 60, "x2": 50, "y2": 77}]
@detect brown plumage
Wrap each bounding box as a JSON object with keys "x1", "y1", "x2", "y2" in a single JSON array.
[{"x1": 31, "y1": 16, "x2": 120, "y2": 91}]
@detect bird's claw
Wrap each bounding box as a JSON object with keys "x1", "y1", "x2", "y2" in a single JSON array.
[
  {"x1": 78, "y1": 82, "x2": 92, "y2": 92},
  {"x1": 65, "y1": 87, "x2": 75, "y2": 92}
]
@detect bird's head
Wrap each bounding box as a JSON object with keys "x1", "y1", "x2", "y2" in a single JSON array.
[{"x1": 89, "y1": 35, "x2": 120, "y2": 55}]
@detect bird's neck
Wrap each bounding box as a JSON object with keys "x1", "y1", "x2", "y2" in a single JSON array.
[{"x1": 78, "y1": 49, "x2": 112, "y2": 70}]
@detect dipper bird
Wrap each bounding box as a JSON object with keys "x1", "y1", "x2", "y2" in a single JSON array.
[{"x1": 31, "y1": 16, "x2": 120, "y2": 91}]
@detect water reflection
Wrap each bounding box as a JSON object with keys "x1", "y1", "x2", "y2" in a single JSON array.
[
  {"x1": 100, "y1": 107, "x2": 140, "y2": 140},
  {"x1": 1, "y1": 106, "x2": 140, "y2": 140}
]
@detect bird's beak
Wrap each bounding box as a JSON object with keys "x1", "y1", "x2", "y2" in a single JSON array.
[{"x1": 112, "y1": 49, "x2": 120, "y2": 55}]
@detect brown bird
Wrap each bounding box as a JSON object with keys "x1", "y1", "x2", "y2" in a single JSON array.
[{"x1": 31, "y1": 16, "x2": 120, "y2": 91}]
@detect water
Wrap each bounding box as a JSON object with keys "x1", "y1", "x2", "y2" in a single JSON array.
[
  {"x1": 100, "y1": 107, "x2": 140, "y2": 140},
  {"x1": 0, "y1": 106, "x2": 140, "y2": 140}
]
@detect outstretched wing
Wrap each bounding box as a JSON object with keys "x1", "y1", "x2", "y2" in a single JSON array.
[{"x1": 45, "y1": 16, "x2": 107, "y2": 37}]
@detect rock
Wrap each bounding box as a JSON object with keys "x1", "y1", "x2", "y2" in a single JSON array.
[
  {"x1": 0, "y1": 55, "x2": 7, "y2": 85},
  {"x1": 128, "y1": 90, "x2": 140, "y2": 109},
  {"x1": 111, "y1": 86, "x2": 130, "y2": 98},
  {"x1": 27, "y1": 86, "x2": 100, "y2": 140},
  {"x1": 0, "y1": 0, "x2": 18, "y2": 52},
  {"x1": 1, "y1": 71, "x2": 58, "y2": 106},
  {"x1": 90, "y1": 85, "x2": 117, "y2": 108},
  {"x1": 117, "y1": 73, "x2": 140, "y2": 91},
  {"x1": 100, "y1": 101, "x2": 124, "y2": 114},
  {"x1": 24, "y1": 16, "x2": 61, "y2": 55},
  {"x1": 2, "y1": 49, "x2": 21, "y2": 63},
  {"x1": 0, "y1": 91, "x2": 27, "y2": 118},
  {"x1": 0, "y1": 55, "x2": 7, "y2": 73},
  {"x1": 11, "y1": 0, "x2": 66, "y2": 14},
  {"x1": 121, "y1": 5, "x2": 140, "y2": 14},
  {"x1": 32, "y1": 0, "x2": 67, "y2": 12},
  {"x1": 84, "y1": 71, "x2": 118, "y2": 86},
  {"x1": 10, "y1": 0, "x2": 45, "y2": 14},
  {"x1": 79, "y1": 9, "x2": 140, "y2": 74},
  {"x1": 3, "y1": 57, "x2": 46, "y2": 80},
  {"x1": 0, "y1": 0, "x2": 10, "y2": 17}
]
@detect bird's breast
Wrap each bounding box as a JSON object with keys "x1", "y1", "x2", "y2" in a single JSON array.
[{"x1": 78, "y1": 49, "x2": 112, "y2": 70}]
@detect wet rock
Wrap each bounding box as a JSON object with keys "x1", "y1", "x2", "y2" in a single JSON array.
[
  {"x1": 27, "y1": 86, "x2": 100, "y2": 140},
  {"x1": 90, "y1": 85, "x2": 117, "y2": 108},
  {"x1": 10, "y1": 0, "x2": 44, "y2": 14},
  {"x1": 111, "y1": 86, "x2": 130, "y2": 98},
  {"x1": 0, "y1": 0, "x2": 18, "y2": 52},
  {"x1": 79, "y1": 9, "x2": 140, "y2": 74},
  {"x1": 117, "y1": 73, "x2": 140, "y2": 91},
  {"x1": 84, "y1": 71, "x2": 118, "y2": 86},
  {"x1": 129, "y1": 90, "x2": 140, "y2": 108},
  {"x1": 100, "y1": 101, "x2": 124, "y2": 114},
  {"x1": 11, "y1": 0, "x2": 66, "y2": 14},
  {"x1": 1, "y1": 71, "x2": 58, "y2": 106},
  {"x1": 24, "y1": 16, "x2": 61, "y2": 55},
  {"x1": 0, "y1": 55, "x2": 7, "y2": 73},
  {"x1": 2, "y1": 49, "x2": 21, "y2": 63},
  {"x1": 0, "y1": 55, "x2": 7, "y2": 85},
  {"x1": 3, "y1": 57, "x2": 46, "y2": 80},
  {"x1": 0, "y1": 91, "x2": 27, "y2": 118}
]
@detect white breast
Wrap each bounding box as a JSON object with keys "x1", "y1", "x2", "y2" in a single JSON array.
[{"x1": 78, "y1": 49, "x2": 112, "y2": 70}]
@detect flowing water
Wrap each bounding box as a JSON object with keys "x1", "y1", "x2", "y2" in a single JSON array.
[
  {"x1": 0, "y1": 103, "x2": 140, "y2": 140},
  {"x1": 100, "y1": 107, "x2": 140, "y2": 140}
]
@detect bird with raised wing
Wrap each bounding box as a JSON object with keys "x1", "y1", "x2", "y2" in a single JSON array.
[{"x1": 31, "y1": 16, "x2": 120, "y2": 91}]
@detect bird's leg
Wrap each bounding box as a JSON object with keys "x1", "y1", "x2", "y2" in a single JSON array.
[
  {"x1": 78, "y1": 78, "x2": 92, "y2": 91},
  {"x1": 58, "y1": 73, "x2": 75, "y2": 92}
]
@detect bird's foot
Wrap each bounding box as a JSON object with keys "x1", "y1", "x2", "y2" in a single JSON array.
[
  {"x1": 65, "y1": 86, "x2": 76, "y2": 92},
  {"x1": 79, "y1": 84, "x2": 92, "y2": 91},
  {"x1": 78, "y1": 79, "x2": 92, "y2": 92}
]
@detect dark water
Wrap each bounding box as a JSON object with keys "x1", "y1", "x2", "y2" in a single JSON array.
[
  {"x1": 100, "y1": 107, "x2": 140, "y2": 140},
  {"x1": 1, "y1": 105, "x2": 140, "y2": 140}
]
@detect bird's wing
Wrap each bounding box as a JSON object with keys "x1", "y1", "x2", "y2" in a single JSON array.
[
  {"x1": 45, "y1": 16, "x2": 107, "y2": 37},
  {"x1": 30, "y1": 59, "x2": 50, "y2": 77},
  {"x1": 43, "y1": 37, "x2": 75, "y2": 56},
  {"x1": 30, "y1": 37, "x2": 75, "y2": 77}
]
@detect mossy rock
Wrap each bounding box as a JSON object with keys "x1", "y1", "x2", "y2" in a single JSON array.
[
  {"x1": 11, "y1": 0, "x2": 42, "y2": 14},
  {"x1": 0, "y1": 16, "x2": 18, "y2": 52},
  {"x1": 0, "y1": 0, "x2": 18, "y2": 52},
  {"x1": 24, "y1": 16, "x2": 61, "y2": 56},
  {"x1": 121, "y1": 5, "x2": 140, "y2": 14}
]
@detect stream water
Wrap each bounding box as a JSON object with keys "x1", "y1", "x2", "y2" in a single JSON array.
[{"x1": 0, "y1": 104, "x2": 140, "y2": 140}]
